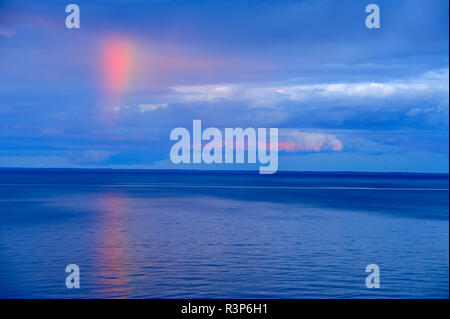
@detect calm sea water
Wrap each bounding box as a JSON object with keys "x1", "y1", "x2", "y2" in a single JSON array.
[{"x1": 0, "y1": 170, "x2": 448, "y2": 299}]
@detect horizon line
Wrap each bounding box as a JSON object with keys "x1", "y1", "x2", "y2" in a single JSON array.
[{"x1": 0, "y1": 167, "x2": 448, "y2": 176}]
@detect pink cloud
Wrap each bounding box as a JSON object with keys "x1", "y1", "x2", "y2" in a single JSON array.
[{"x1": 279, "y1": 131, "x2": 343, "y2": 153}]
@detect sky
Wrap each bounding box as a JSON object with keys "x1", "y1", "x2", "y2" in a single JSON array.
[{"x1": 0, "y1": 0, "x2": 448, "y2": 172}]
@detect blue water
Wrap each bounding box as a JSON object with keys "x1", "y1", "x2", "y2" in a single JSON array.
[{"x1": 0, "y1": 170, "x2": 448, "y2": 298}]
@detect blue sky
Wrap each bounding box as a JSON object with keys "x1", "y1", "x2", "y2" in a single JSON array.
[{"x1": 0, "y1": 0, "x2": 448, "y2": 172}]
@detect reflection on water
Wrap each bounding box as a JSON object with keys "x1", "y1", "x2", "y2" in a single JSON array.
[
  {"x1": 95, "y1": 195, "x2": 133, "y2": 298},
  {"x1": 0, "y1": 171, "x2": 448, "y2": 298}
]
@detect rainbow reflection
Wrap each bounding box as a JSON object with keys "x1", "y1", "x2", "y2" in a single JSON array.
[{"x1": 94, "y1": 194, "x2": 133, "y2": 298}]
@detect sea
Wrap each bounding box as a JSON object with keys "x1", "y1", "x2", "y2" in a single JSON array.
[{"x1": 0, "y1": 170, "x2": 448, "y2": 298}]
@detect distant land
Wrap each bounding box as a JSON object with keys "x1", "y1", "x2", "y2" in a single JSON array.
[{"x1": 0, "y1": 167, "x2": 448, "y2": 177}]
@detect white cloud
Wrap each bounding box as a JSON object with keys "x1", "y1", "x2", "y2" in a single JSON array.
[
  {"x1": 171, "y1": 68, "x2": 449, "y2": 107},
  {"x1": 172, "y1": 85, "x2": 235, "y2": 102},
  {"x1": 138, "y1": 103, "x2": 168, "y2": 112},
  {"x1": 112, "y1": 105, "x2": 131, "y2": 112},
  {"x1": 112, "y1": 104, "x2": 169, "y2": 113}
]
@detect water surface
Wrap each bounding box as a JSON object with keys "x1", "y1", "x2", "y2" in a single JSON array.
[{"x1": 0, "y1": 170, "x2": 448, "y2": 298}]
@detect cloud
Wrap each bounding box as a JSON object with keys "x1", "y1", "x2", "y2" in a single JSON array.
[
  {"x1": 171, "y1": 68, "x2": 449, "y2": 107},
  {"x1": 406, "y1": 98, "x2": 449, "y2": 126},
  {"x1": 138, "y1": 103, "x2": 168, "y2": 112},
  {"x1": 279, "y1": 130, "x2": 343, "y2": 153},
  {"x1": 111, "y1": 104, "x2": 168, "y2": 113},
  {"x1": 66, "y1": 150, "x2": 115, "y2": 164},
  {"x1": 172, "y1": 85, "x2": 235, "y2": 102},
  {"x1": 0, "y1": 12, "x2": 56, "y2": 28}
]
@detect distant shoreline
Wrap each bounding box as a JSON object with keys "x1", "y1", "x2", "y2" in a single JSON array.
[{"x1": 0, "y1": 167, "x2": 448, "y2": 177}]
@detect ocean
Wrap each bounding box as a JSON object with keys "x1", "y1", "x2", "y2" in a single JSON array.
[{"x1": 0, "y1": 170, "x2": 448, "y2": 298}]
